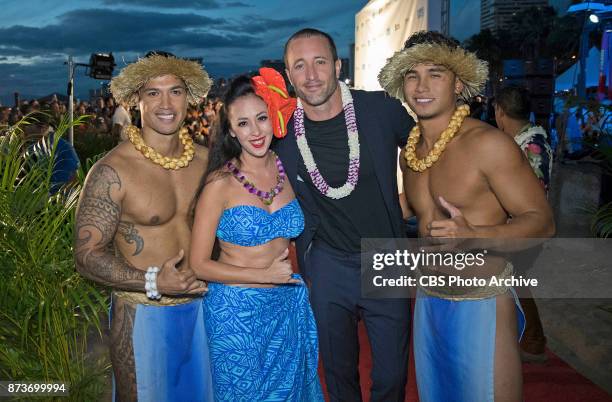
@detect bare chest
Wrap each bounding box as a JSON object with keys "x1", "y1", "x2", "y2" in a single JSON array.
[
  {"x1": 120, "y1": 161, "x2": 204, "y2": 226},
  {"x1": 403, "y1": 146, "x2": 491, "y2": 226}
]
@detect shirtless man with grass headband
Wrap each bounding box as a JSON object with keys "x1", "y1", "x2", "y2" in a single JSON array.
[
  {"x1": 379, "y1": 31, "x2": 555, "y2": 402},
  {"x1": 75, "y1": 51, "x2": 213, "y2": 402}
]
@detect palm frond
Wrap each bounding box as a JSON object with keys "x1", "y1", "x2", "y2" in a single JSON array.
[{"x1": 0, "y1": 112, "x2": 109, "y2": 401}]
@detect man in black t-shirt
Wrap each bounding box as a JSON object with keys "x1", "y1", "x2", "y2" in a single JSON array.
[{"x1": 275, "y1": 28, "x2": 415, "y2": 402}]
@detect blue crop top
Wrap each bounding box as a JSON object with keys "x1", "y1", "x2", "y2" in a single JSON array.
[{"x1": 216, "y1": 198, "x2": 305, "y2": 247}]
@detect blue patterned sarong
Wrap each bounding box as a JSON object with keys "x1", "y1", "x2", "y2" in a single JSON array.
[
  {"x1": 203, "y1": 275, "x2": 324, "y2": 402},
  {"x1": 414, "y1": 288, "x2": 525, "y2": 402},
  {"x1": 111, "y1": 296, "x2": 215, "y2": 402}
]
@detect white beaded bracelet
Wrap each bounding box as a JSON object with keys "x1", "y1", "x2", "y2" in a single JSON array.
[{"x1": 145, "y1": 266, "x2": 161, "y2": 300}]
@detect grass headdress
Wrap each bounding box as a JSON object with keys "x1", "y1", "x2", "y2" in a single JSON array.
[
  {"x1": 378, "y1": 31, "x2": 488, "y2": 102},
  {"x1": 110, "y1": 53, "x2": 212, "y2": 106}
]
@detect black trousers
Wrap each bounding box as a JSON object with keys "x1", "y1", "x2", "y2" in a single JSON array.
[{"x1": 303, "y1": 240, "x2": 411, "y2": 402}]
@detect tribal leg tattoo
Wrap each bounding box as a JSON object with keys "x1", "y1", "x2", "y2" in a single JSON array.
[{"x1": 110, "y1": 294, "x2": 138, "y2": 402}]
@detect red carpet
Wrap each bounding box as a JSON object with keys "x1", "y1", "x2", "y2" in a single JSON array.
[
  {"x1": 521, "y1": 350, "x2": 612, "y2": 402},
  {"x1": 289, "y1": 247, "x2": 612, "y2": 402},
  {"x1": 341, "y1": 322, "x2": 612, "y2": 402}
]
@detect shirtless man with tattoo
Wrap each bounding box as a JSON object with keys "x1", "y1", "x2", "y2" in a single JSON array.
[
  {"x1": 74, "y1": 52, "x2": 214, "y2": 402},
  {"x1": 379, "y1": 32, "x2": 554, "y2": 402}
]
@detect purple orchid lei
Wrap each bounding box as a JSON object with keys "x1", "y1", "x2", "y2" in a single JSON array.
[
  {"x1": 226, "y1": 151, "x2": 286, "y2": 206},
  {"x1": 294, "y1": 81, "x2": 360, "y2": 199}
]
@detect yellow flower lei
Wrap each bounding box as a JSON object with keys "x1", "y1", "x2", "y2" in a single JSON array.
[
  {"x1": 126, "y1": 125, "x2": 195, "y2": 170},
  {"x1": 404, "y1": 104, "x2": 470, "y2": 172}
]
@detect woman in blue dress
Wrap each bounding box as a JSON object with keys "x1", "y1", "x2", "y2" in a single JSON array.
[{"x1": 190, "y1": 70, "x2": 323, "y2": 402}]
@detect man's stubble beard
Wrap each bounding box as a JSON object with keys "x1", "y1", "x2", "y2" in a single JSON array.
[
  {"x1": 144, "y1": 122, "x2": 183, "y2": 136},
  {"x1": 409, "y1": 100, "x2": 457, "y2": 122},
  {"x1": 412, "y1": 110, "x2": 441, "y2": 121},
  {"x1": 295, "y1": 78, "x2": 338, "y2": 108}
]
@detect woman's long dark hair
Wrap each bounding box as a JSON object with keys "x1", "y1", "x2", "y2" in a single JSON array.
[{"x1": 190, "y1": 75, "x2": 255, "y2": 225}]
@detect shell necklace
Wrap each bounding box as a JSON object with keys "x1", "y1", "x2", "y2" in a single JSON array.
[
  {"x1": 126, "y1": 125, "x2": 194, "y2": 170},
  {"x1": 404, "y1": 104, "x2": 470, "y2": 172}
]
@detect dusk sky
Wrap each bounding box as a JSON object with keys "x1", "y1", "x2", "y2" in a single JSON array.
[{"x1": 0, "y1": 0, "x2": 570, "y2": 103}]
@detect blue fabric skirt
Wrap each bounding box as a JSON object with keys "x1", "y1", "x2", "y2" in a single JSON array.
[
  {"x1": 112, "y1": 297, "x2": 214, "y2": 402},
  {"x1": 203, "y1": 275, "x2": 324, "y2": 402},
  {"x1": 414, "y1": 288, "x2": 525, "y2": 402}
]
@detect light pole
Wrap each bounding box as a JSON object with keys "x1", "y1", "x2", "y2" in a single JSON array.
[
  {"x1": 67, "y1": 56, "x2": 74, "y2": 145},
  {"x1": 578, "y1": 23, "x2": 592, "y2": 99},
  {"x1": 66, "y1": 56, "x2": 88, "y2": 145},
  {"x1": 65, "y1": 53, "x2": 115, "y2": 145}
]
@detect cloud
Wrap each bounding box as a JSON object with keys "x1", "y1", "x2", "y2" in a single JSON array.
[
  {"x1": 0, "y1": 61, "x2": 71, "y2": 98},
  {"x1": 227, "y1": 16, "x2": 307, "y2": 33},
  {"x1": 0, "y1": 58, "x2": 259, "y2": 100},
  {"x1": 0, "y1": 0, "x2": 365, "y2": 97},
  {"x1": 0, "y1": 46, "x2": 53, "y2": 58},
  {"x1": 0, "y1": 8, "x2": 260, "y2": 57},
  {"x1": 101, "y1": 0, "x2": 250, "y2": 9}
]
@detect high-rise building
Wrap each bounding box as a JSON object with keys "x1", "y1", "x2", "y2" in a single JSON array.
[
  {"x1": 481, "y1": 0, "x2": 548, "y2": 33},
  {"x1": 441, "y1": 0, "x2": 450, "y2": 35}
]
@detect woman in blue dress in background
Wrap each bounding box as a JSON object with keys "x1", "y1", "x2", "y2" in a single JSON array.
[{"x1": 189, "y1": 70, "x2": 323, "y2": 402}]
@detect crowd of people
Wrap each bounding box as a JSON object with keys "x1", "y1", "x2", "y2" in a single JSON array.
[
  {"x1": 0, "y1": 93, "x2": 224, "y2": 147},
  {"x1": 1, "y1": 97, "x2": 67, "y2": 130}
]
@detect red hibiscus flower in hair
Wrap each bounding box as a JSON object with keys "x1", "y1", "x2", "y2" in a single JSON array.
[{"x1": 251, "y1": 68, "x2": 296, "y2": 139}]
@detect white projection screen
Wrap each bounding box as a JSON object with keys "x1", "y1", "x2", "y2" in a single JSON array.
[{"x1": 354, "y1": 0, "x2": 442, "y2": 91}]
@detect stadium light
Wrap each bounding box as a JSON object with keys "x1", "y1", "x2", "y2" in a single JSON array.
[{"x1": 88, "y1": 53, "x2": 115, "y2": 80}]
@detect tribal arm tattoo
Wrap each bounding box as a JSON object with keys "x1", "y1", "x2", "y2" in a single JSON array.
[
  {"x1": 117, "y1": 221, "x2": 144, "y2": 256},
  {"x1": 74, "y1": 164, "x2": 146, "y2": 290}
]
